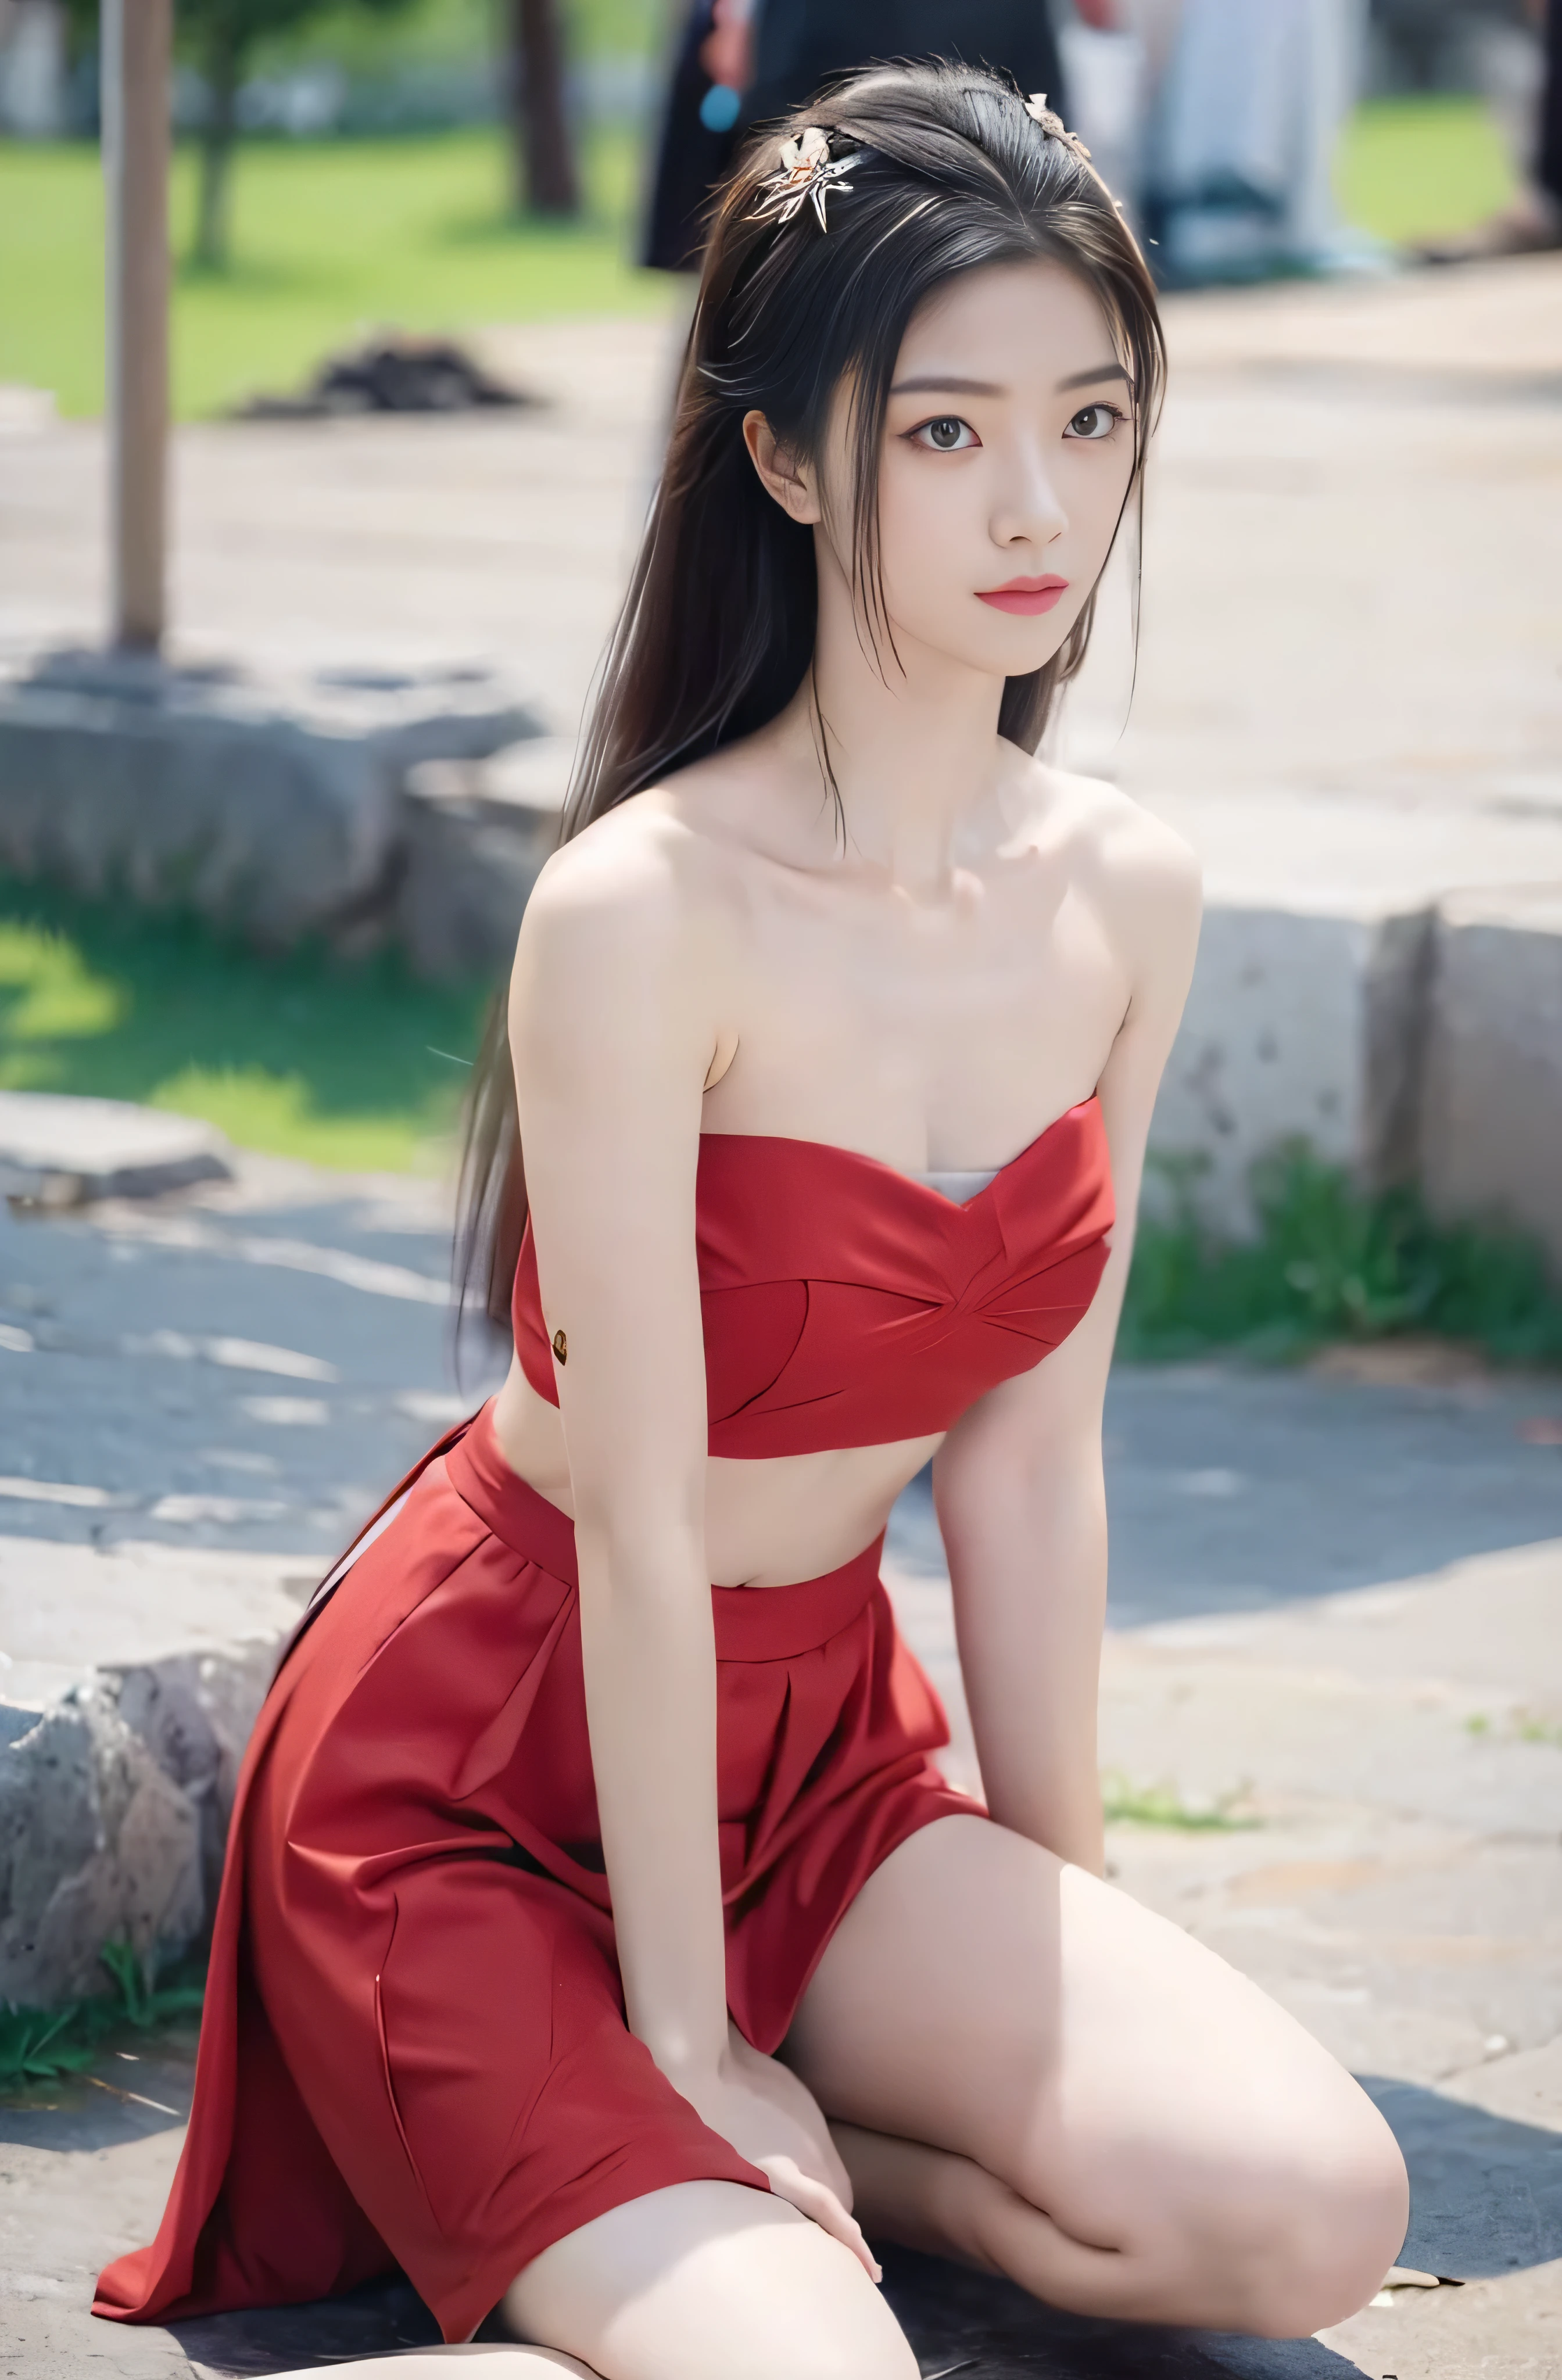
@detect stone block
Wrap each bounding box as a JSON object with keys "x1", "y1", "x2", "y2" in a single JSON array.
[
  {"x1": 0, "y1": 1089, "x2": 231, "y2": 1205},
  {"x1": 0, "y1": 1533, "x2": 313, "y2": 2006},
  {"x1": 0, "y1": 644, "x2": 542, "y2": 948},
  {"x1": 1150, "y1": 893, "x2": 1432, "y2": 1234},
  {"x1": 396, "y1": 736, "x2": 570, "y2": 980},
  {"x1": 1421, "y1": 883, "x2": 1562, "y2": 1274},
  {"x1": 0, "y1": 1684, "x2": 203, "y2": 2006}
]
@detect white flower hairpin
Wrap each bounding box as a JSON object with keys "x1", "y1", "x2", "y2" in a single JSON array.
[
  {"x1": 750, "y1": 126, "x2": 862, "y2": 231},
  {"x1": 1023, "y1": 92, "x2": 1092, "y2": 164}
]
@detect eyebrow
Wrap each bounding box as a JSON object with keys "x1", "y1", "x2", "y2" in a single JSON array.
[
  {"x1": 1056, "y1": 361, "x2": 1132, "y2": 392},
  {"x1": 890, "y1": 375, "x2": 1004, "y2": 397},
  {"x1": 890, "y1": 361, "x2": 1133, "y2": 399}
]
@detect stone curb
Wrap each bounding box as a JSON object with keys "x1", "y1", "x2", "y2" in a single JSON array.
[
  {"x1": 0, "y1": 1091, "x2": 233, "y2": 1209},
  {"x1": 0, "y1": 645, "x2": 543, "y2": 949}
]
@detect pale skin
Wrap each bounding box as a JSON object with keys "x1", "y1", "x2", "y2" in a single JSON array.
[{"x1": 287, "y1": 257, "x2": 1408, "y2": 2380}]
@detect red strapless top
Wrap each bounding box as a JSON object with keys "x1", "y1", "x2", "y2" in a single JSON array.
[{"x1": 513, "y1": 1097, "x2": 1113, "y2": 1457}]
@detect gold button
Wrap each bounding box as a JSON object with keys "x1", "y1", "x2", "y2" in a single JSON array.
[{"x1": 551, "y1": 1328, "x2": 567, "y2": 1365}]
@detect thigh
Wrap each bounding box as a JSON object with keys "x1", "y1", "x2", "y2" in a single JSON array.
[
  {"x1": 506, "y1": 2181, "x2": 918, "y2": 2380},
  {"x1": 785, "y1": 1814, "x2": 1398, "y2": 2257}
]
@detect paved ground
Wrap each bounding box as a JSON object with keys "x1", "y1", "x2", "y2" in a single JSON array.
[{"x1": 2, "y1": 1167, "x2": 1560, "y2": 2377}]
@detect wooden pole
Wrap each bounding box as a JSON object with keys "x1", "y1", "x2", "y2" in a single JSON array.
[
  {"x1": 103, "y1": 0, "x2": 171, "y2": 653},
  {"x1": 508, "y1": 0, "x2": 581, "y2": 217}
]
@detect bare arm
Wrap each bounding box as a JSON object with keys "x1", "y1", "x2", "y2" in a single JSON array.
[
  {"x1": 513, "y1": 825, "x2": 725, "y2": 2075},
  {"x1": 932, "y1": 823, "x2": 1201, "y2": 1874},
  {"x1": 510, "y1": 817, "x2": 873, "y2": 2267}
]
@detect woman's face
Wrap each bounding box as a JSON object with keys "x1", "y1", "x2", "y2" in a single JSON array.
[{"x1": 836, "y1": 257, "x2": 1137, "y2": 684}]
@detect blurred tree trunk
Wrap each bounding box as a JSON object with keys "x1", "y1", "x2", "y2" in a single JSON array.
[
  {"x1": 192, "y1": 13, "x2": 242, "y2": 268},
  {"x1": 507, "y1": 0, "x2": 579, "y2": 217}
]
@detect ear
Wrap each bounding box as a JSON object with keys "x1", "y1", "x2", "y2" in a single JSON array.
[{"x1": 742, "y1": 410, "x2": 822, "y2": 525}]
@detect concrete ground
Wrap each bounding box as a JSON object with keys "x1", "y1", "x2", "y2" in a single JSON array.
[{"x1": 2, "y1": 1165, "x2": 1560, "y2": 2378}]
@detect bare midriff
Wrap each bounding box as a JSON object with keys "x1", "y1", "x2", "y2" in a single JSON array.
[{"x1": 490, "y1": 1356, "x2": 940, "y2": 1589}]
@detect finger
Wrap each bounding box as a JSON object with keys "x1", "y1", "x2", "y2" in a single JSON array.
[{"x1": 761, "y1": 2162, "x2": 882, "y2": 2282}]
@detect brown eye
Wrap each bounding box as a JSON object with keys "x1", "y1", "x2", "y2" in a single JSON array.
[{"x1": 925, "y1": 416, "x2": 968, "y2": 450}]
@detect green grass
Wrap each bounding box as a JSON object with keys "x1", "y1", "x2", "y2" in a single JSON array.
[
  {"x1": 0, "y1": 874, "x2": 491, "y2": 1171},
  {"x1": 0, "y1": 123, "x2": 671, "y2": 420},
  {"x1": 1337, "y1": 94, "x2": 1518, "y2": 243},
  {"x1": 1121, "y1": 1144, "x2": 1562, "y2": 1370},
  {"x1": 1, "y1": 1938, "x2": 205, "y2": 2091},
  {"x1": 1100, "y1": 1773, "x2": 1258, "y2": 1832}
]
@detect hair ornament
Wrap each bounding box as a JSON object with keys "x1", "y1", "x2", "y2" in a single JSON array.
[
  {"x1": 1023, "y1": 92, "x2": 1092, "y2": 164},
  {"x1": 750, "y1": 125, "x2": 862, "y2": 231}
]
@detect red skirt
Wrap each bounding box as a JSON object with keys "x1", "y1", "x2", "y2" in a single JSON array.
[{"x1": 94, "y1": 1402, "x2": 979, "y2": 2345}]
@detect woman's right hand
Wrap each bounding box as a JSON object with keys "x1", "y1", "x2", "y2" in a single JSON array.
[{"x1": 676, "y1": 2028, "x2": 880, "y2": 2280}]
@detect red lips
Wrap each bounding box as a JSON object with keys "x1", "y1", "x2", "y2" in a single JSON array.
[{"x1": 976, "y1": 576, "x2": 1070, "y2": 616}]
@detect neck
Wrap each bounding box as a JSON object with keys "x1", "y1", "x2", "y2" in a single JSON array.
[{"x1": 787, "y1": 537, "x2": 1010, "y2": 897}]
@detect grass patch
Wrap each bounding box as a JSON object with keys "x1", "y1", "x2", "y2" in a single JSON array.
[
  {"x1": 1465, "y1": 1709, "x2": 1562, "y2": 1748},
  {"x1": 0, "y1": 123, "x2": 670, "y2": 421},
  {"x1": 0, "y1": 875, "x2": 491, "y2": 1171},
  {"x1": 1122, "y1": 1144, "x2": 1562, "y2": 1370},
  {"x1": 1101, "y1": 1773, "x2": 1258, "y2": 1832},
  {"x1": 1, "y1": 1938, "x2": 205, "y2": 2091},
  {"x1": 1337, "y1": 94, "x2": 1518, "y2": 245}
]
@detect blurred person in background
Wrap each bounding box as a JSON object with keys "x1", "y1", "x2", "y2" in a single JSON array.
[
  {"x1": 1418, "y1": 0, "x2": 1561, "y2": 257},
  {"x1": 1060, "y1": 0, "x2": 1380, "y2": 281},
  {"x1": 646, "y1": 0, "x2": 1067, "y2": 272}
]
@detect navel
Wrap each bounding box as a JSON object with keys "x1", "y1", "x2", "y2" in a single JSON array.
[{"x1": 551, "y1": 1328, "x2": 568, "y2": 1366}]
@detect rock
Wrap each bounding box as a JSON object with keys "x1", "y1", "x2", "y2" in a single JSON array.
[
  {"x1": 0, "y1": 1533, "x2": 314, "y2": 2007},
  {"x1": 0, "y1": 1684, "x2": 202, "y2": 2006},
  {"x1": 396, "y1": 736, "x2": 570, "y2": 980},
  {"x1": 1421, "y1": 883, "x2": 1562, "y2": 1273},
  {"x1": 0, "y1": 1091, "x2": 232, "y2": 1207},
  {"x1": 0, "y1": 644, "x2": 543, "y2": 948}
]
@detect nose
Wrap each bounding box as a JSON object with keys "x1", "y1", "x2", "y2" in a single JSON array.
[{"x1": 990, "y1": 435, "x2": 1067, "y2": 553}]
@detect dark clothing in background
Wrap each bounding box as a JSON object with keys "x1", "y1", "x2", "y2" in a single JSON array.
[
  {"x1": 1540, "y1": 0, "x2": 1561, "y2": 212},
  {"x1": 643, "y1": 0, "x2": 1065, "y2": 273},
  {"x1": 643, "y1": 0, "x2": 740, "y2": 272},
  {"x1": 743, "y1": 0, "x2": 1063, "y2": 136}
]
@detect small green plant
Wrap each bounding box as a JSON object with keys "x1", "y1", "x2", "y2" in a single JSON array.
[
  {"x1": 1120, "y1": 1143, "x2": 1562, "y2": 1368},
  {"x1": 0, "y1": 1940, "x2": 206, "y2": 2091},
  {"x1": 1464, "y1": 1708, "x2": 1562, "y2": 1748},
  {"x1": 1099, "y1": 1771, "x2": 1258, "y2": 1832}
]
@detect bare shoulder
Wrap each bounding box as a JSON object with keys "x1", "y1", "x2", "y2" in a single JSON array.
[
  {"x1": 1018, "y1": 759, "x2": 1201, "y2": 973},
  {"x1": 510, "y1": 792, "x2": 741, "y2": 1103},
  {"x1": 517, "y1": 786, "x2": 729, "y2": 989},
  {"x1": 1044, "y1": 764, "x2": 1199, "y2": 905}
]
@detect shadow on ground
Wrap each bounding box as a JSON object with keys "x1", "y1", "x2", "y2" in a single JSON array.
[
  {"x1": 1363, "y1": 2074, "x2": 1562, "y2": 2279},
  {"x1": 110, "y1": 2071, "x2": 1558, "y2": 2377},
  {"x1": 888, "y1": 1364, "x2": 1562, "y2": 1626}
]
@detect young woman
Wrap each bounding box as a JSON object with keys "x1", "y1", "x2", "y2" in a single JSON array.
[{"x1": 96, "y1": 62, "x2": 1408, "y2": 2380}]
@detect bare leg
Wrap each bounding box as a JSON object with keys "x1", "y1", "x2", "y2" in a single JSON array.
[
  {"x1": 786, "y1": 1816, "x2": 1409, "y2": 2338},
  {"x1": 267, "y1": 2181, "x2": 916, "y2": 2380},
  {"x1": 506, "y1": 2181, "x2": 918, "y2": 2380},
  {"x1": 271, "y1": 2354, "x2": 592, "y2": 2378}
]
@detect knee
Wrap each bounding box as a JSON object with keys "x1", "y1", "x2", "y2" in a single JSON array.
[{"x1": 1221, "y1": 2101, "x2": 1410, "y2": 2338}]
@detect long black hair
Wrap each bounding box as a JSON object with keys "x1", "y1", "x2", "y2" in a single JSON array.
[{"x1": 457, "y1": 58, "x2": 1166, "y2": 1331}]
